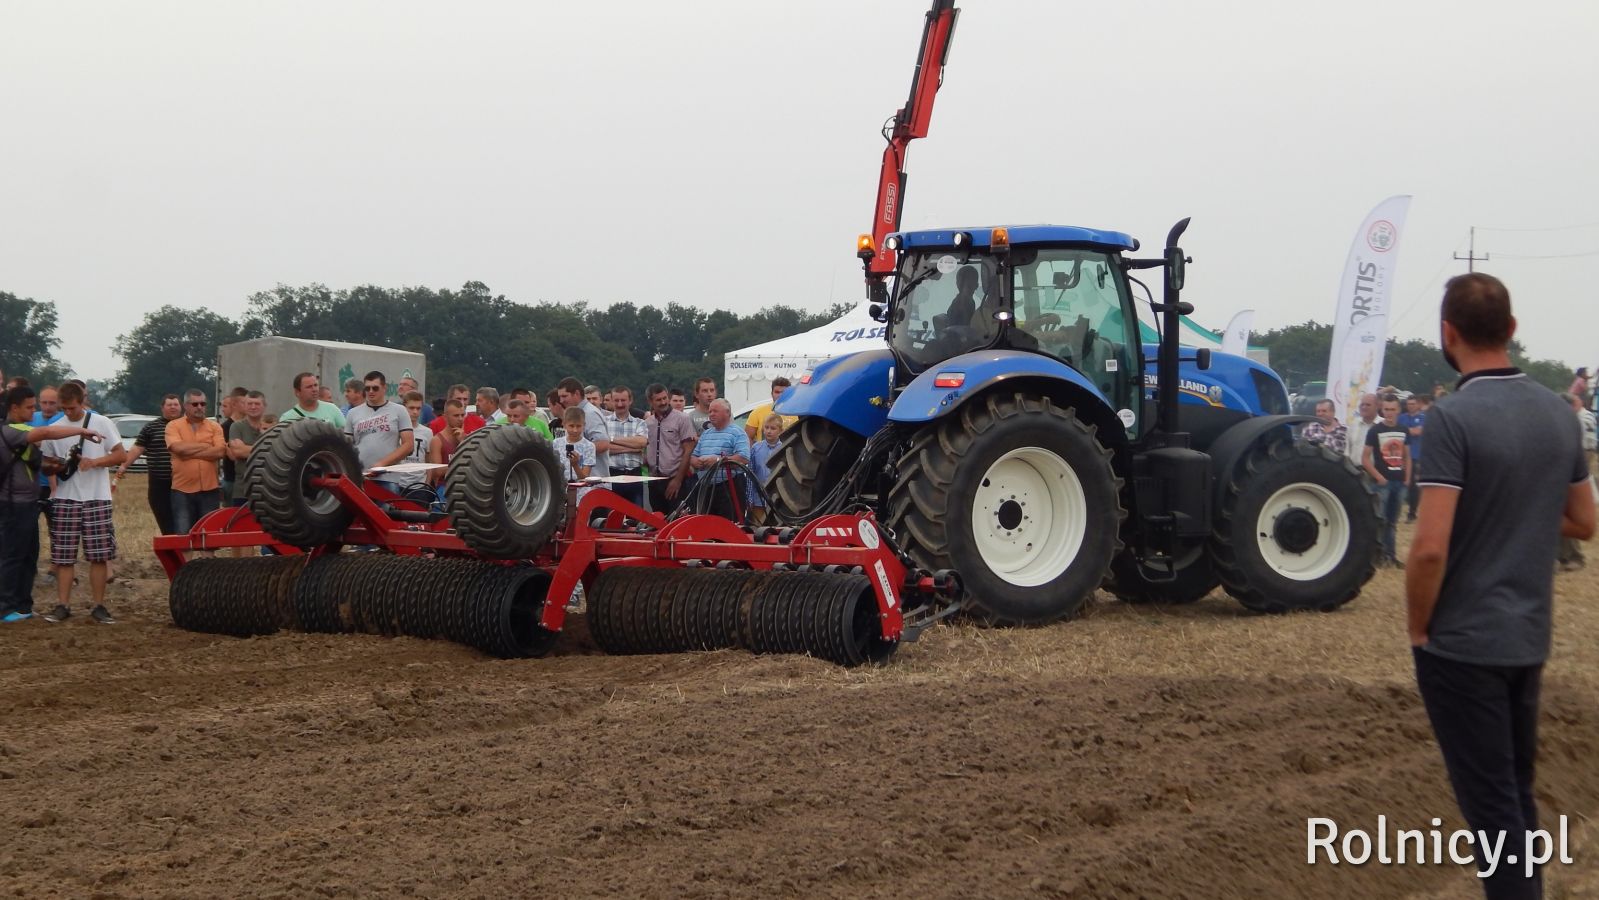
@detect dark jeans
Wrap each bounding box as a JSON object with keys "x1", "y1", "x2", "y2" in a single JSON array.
[
  {"x1": 1407, "y1": 474, "x2": 1421, "y2": 519},
  {"x1": 1378, "y1": 477, "x2": 1405, "y2": 561},
  {"x1": 1414, "y1": 648, "x2": 1544, "y2": 899},
  {"x1": 0, "y1": 500, "x2": 41, "y2": 616},
  {"x1": 648, "y1": 474, "x2": 686, "y2": 517},
  {"x1": 701, "y1": 474, "x2": 752, "y2": 523},
  {"x1": 171, "y1": 489, "x2": 222, "y2": 535},
  {"x1": 147, "y1": 476, "x2": 176, "y2": 535}
]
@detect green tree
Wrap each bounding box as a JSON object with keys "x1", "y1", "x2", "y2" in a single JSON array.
[
  {"x1": 110, "y1": 306, "x2": 257, "y2": 412},
  {"x1": 1252, "y1": 322, "x2": 1332, "y2": 391},
  {"x1": 0, "y1": 290, "x2": 73, "y2": 384}
]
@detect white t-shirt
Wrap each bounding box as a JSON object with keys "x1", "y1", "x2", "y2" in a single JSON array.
[
  {"x1": 393, "y1": 425, "x2": 433, "y2": 488},
  {"x1": 1345, "y1": 418, "x2": 1374, "y2": 467},
  {"x1": 44, "y1": 411, "x2": 121, "y2": 503}
]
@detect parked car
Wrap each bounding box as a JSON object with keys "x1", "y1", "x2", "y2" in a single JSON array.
[{"x1": 115, "y1": 415, "x2": 156, "y2": 471}]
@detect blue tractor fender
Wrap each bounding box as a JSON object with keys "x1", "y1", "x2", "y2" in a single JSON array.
[
  {"x1": 1204, "y1": 414, "x2": 1318, "y2": 509},
  {"x1": 887, "y1": 350, "x2": 1125, "y2": 442},
  {"x1": 771, "y1": 349, "x2": 895, "y2": 439}
]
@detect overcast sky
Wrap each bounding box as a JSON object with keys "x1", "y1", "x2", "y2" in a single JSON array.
[{"x1": 2, "y1": 0, "x2": 1596, "y2": 383}]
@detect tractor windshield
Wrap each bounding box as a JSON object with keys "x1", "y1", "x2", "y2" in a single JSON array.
[{"x1": 886, "y1": 252, "x2": 1003, "y2": 371}]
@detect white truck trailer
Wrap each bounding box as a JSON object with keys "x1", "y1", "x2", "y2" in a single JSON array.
[{"x1": 216, "y1": 337, "x2": 426, "y2": 411}]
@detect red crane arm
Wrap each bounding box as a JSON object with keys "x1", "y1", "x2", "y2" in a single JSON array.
[{"x1": 865, "y1": 1, "x2": 959, "y2": 281}]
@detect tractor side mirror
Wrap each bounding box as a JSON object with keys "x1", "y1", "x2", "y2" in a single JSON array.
[
  {"x1": 1166, "y1": 247, "x2": 1186, "y2": 292},
  {"x1": 869, "y1": 303, "x2": 886, "y2": 322},
  {"x1": 1195, "y1": 348, "x2": 1212, "y2": 370},
  {"x1": 868, "y1": 280, "x2": 890, "y2": 306}
]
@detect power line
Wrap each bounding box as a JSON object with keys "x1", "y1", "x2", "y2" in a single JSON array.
[
  {"x1": 1389, "y1": 253, "x2": 1458, "y2": 331},
  {"x1": 1475, "y1": 220, "x2": 1599, "y2": 233},
  {"x1": 1491, "y1": 248, "x2": 1599, "y2": 260}
]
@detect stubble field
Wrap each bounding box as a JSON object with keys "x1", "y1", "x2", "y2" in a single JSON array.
[{"x1": 1, "y1": 475, "x2": 1596, "y2": 898}]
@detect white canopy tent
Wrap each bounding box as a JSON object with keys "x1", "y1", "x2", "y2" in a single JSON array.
[{"x1": 722, "y1": 303, "x2": 885, "y2": 411}]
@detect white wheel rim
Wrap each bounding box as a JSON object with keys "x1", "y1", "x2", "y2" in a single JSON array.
[
  {"x1": 1254, "y1": 482, "x2": 1351, "y2": 581},
  {"x1": 970, "y1": 446, "x2": 1087, "y2": 587}
]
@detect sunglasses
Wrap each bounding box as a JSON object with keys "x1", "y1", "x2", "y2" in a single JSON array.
[
  {"x1": 364, "y1": 385, "x2": 385, "y2": 393},
  {"x1": 188, "y1": 401, "x2": 206, "y2": 407}
]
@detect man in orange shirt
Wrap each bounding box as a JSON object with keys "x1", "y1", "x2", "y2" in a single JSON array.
[{"x1": 165, "y1": 389, "x2": 227, "y2": 536}]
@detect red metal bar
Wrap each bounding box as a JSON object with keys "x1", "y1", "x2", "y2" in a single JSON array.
[{"x1": 866, "y1": 0, "x2": 959, "y2": 279}]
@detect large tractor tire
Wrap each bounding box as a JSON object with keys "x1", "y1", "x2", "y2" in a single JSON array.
[
  {"x1": 241, "y1": 420, "x2": 362, "y2": 548},
  {"x1": 1210, "y1": 438, "x2": 1377, "y2": 613},
  {"x1": 764, "y1": 417, "x2": 866, "y2": 519},
  {"x1": 1105, "y1": 546, "x2": 1219, "y2": 605},
  {"x1": 886, "y1": 392, "x2": 1123, "y2": 625},
  {"x1": 445, "y1": 425, "x2": 564, "y2": 559}
]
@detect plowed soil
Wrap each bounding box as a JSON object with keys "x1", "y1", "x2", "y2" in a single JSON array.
[{"x1": 3, "y1": 491, "x2": 1598, "y2": 898}]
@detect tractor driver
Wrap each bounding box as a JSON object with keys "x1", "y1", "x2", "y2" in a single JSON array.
[{"x1": 942, "y1": 265, "x2": 981, "y2": 332}]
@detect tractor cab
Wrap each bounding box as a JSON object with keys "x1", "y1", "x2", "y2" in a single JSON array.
[{"x1": 880, "y1": 226, "x2": 1145, "y2": 423}]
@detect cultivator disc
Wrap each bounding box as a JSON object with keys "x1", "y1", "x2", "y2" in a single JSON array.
[
  {"x1": 169, "y1": 555, "x2": 309, "y2": 637},
  {"x1": 169, "y1": 553, "x2": 558, "y2": 659},
  {"x1": 587, "y1": 567, "x2": 896, "y2": 667}
]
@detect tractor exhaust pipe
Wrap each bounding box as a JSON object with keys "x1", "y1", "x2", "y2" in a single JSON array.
[{"x1": 1155, "y1": 217, "x2": 1193, "y2": 444}]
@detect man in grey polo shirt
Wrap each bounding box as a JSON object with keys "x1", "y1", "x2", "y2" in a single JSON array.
[
  {"x1": 344, "y1": 371, "x2": 414, "y2": 494},
  {"x1": 1407, "y1": 273, "x2": 1594, "y2": 898}
]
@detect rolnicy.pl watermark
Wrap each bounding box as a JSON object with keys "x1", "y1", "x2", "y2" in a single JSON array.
[{"x1": 1308, "y1": 816, "x2": 1573, "y2": 879}]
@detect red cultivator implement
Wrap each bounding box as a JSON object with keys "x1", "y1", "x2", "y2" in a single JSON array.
[{"x1": 156, "y1": 421, "x2": 958, "y2": 665}]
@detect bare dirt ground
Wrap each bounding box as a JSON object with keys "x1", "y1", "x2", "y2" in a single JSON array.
[{"x1": 2, "y1": 477, "x2": 1597, "y2": 899}]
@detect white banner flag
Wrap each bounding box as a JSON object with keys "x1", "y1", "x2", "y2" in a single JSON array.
[
  {"x1": 1326, "y1": 195, "x2": 1411, "y2": 424},
  {"x1": 1220, "y1": 310, "x2": 1255, "y2": 356}
]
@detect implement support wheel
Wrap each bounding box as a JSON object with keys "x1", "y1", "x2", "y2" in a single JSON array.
[
  {"x1": 445, "y1": 425, "x2": 564, "y2": 559},
  {"x1": 241, "y1": 420, "x2": 362, "y2": 548}
]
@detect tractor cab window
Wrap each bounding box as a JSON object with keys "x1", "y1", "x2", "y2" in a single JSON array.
[
  {"x1": 888, "y1": 253, "x2": 1002, "y2": 371},
  {"x1": 1010, "y1": 248, "x2": 1140, "y2": 422}
]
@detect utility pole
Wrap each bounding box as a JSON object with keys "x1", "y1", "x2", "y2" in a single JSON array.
[{"x1": 1454, "y1": 226, "x2": 1489, "y2": 272}]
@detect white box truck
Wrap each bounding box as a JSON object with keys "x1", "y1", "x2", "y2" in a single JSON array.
[{"x1": 216, "y1": 337, "x2": 427, "y2": 412}]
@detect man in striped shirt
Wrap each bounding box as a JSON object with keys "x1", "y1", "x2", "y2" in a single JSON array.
[
  {"x1": 117, "y1": 393, "x2": 181, "y2": 534},
  {"x1": 690, "y1": 399, "x2": 751, "y2": 521}
]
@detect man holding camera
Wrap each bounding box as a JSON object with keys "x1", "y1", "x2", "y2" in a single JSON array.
[
  {"x1": 1, "y1": 386, "x2": 108, "y2": 623},
  {"x1": 40, "y1": 381, "x2": 124, "y2": 624}
]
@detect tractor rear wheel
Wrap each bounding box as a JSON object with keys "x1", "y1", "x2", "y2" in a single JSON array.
[
  {"x1": 1210, "y1": 438, "x2": 1377, "y2": 613},
  {"x1": 886, "y1": 392, "x2": 1123, "y2": 625},
  {"x1": 241, "y1": 420, "x2": 362, "y2": 548},
  {"x1": 764, "y1": 417, "x2": 866, "y2": 519},
  {"x1": 1105, "y1": 546, "x2": 1219, "y2": 605},
  {"x1": 445, "y1": 425, "x2": 564, "y2": 559}
]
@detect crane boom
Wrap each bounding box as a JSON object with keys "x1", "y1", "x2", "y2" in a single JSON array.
[{"x1": 862, "y1": 1, "x2": 959, "y2": 295}]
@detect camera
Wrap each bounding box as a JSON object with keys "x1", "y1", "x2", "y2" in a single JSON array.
[{"x1": 566, "y1": 443, "x2": 575, "y2": 454}]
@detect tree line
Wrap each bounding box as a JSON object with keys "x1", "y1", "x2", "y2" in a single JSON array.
[
  {"x1": 86, "y1": 283, "x2": 846, "y2": 412},
  {"x1": 0, "y1": 287, "x2": 1582, "y2": 414},
  {"x1": 1253, "y1": 321, "x2": 1576, "y2": 395}
]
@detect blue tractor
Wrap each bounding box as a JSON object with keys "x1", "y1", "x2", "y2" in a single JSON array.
[{"x1": 765, "y1": 220, "x2": 1378, "y2": 625}]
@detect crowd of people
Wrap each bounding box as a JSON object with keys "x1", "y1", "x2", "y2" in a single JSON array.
[
  {"x1": 0, "y1": 367, "x2": 799, "y2": 625},
  {"x1": 1299, "y1": 367, "x2": 1597, "y2": 576}
]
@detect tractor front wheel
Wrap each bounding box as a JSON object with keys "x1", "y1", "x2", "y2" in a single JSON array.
[
  {"x1": 1210, "y1": 439, "x2": 1377, "y2": 613},
  {"x1": 886, "y1": 392, "x2": 1122, "y2": 625}
]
